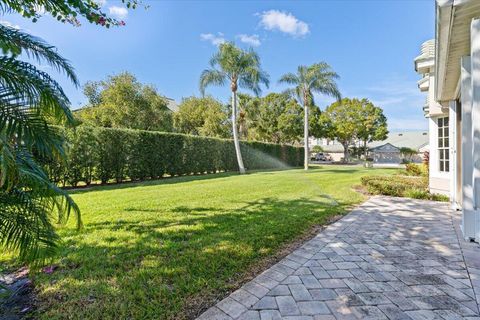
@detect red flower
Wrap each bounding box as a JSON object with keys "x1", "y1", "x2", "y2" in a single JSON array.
[{"x1": 98, "y1": 16, "x2": 106, "y2": 26}]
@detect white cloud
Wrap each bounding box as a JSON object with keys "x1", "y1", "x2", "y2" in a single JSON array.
[
  {"x1": 0, "y1": 20, "x2": 20, "y2": 30},
  {"x1": 109, "y1": 6, "x2": 128, "y2": 19},
  {"x1": 259, "y1": 10, "x2": 309, "y2": 37},
  {"x1": 200, "y1": 33, "x2": 225, "y2": 46},
  {"x1": 236, "y1": 34, "x2": 261, "y2": 47}
]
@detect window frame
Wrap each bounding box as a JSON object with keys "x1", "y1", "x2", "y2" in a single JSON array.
[{"x1": 438, "y1": 117, "x2": 449, "y2": 173}]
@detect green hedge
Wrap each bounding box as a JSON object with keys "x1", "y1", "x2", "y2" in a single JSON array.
[
  {"x1": 360, "y1": 175, "x2": 448, "y2": 201},
  {"x1": 40, "y1": 126, "x2": 303, "y2": 186}
]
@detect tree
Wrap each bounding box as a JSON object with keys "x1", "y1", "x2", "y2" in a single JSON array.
[
  {"x1": 323, "y1": 98, "x2": 365, "y2": 162},
  {"x1": 279, "y1": 63, "x2": 341, "y2": 170},
  {"x1": 77, "y1": 72, "x2": 174, "y2": 132},
  {"x1": 200, "y1": 42, "x2": 269, "y2": 174},
  {"x1": 0, "y1": 24, "x2": 81, "y2": 261},
  {"x1": 1, "y1": 0, "x2": 138, "y2": 27},
  {"x1": 237, "y1": 93, "x2": 257, "y2": 140},
  {"x1": 173, "y1": 96, "x2": 230, "y2": 138},
  {"x1": 0, "y1": 0, "x2": 137, "y2": 262},
  {"x1": 355, "y1": 99, "x2": 388, "y2": 158},
  {"x1": 400, "y1": 147, "x2": 418, "y2": 163},
  {"x1": 312, "y1": 145, "x2": 324, "y2": 153},
  {"x1": 250, "y1": 93, "x2": 303, "y2": 144}
]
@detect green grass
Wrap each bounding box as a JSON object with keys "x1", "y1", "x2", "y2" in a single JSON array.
[{"x1": 2, "y1": 165, "x2": 393, "y2": 319}]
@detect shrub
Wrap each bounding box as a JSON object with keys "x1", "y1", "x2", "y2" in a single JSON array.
[
  {"x1": 42, "y1": 126, "x2": 304, "y2": 185},
  {"x1": 405, "y1": 163, "x2": 426, "y2": 177},
  {"x1": 361, "y1": 175, "x2": 447, "y2": 201}
]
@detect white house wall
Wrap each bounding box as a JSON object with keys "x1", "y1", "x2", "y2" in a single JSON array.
[
  {"x1": 428, "y1": 116, "x2": 450, "y2": 195},
  {"x1": 470, "y1": 18, "x2": 480, "y2": 241}
]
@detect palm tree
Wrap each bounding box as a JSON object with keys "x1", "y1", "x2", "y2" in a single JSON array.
[
  {"x1": 279, "y1": 63, "x2": 341, "y2": 170},
  {"x1": 200, "y1": 42, "x2": 269, "y2": 174},
  {"x1": 0, "y1": 24, "x2": 81, "y2": 262}
]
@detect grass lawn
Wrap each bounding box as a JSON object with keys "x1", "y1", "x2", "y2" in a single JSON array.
[{"x1": 1, "y1": 165, "x2": 394, "y2": 319}]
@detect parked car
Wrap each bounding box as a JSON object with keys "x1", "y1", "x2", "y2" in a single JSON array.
[{"x1": 313, "y1": 152, "x2": 330, "y2": 161}]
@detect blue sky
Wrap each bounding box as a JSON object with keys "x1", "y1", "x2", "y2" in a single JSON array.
[{"x1": 3, "y1": 0, "x2": 434, "y2": 130}]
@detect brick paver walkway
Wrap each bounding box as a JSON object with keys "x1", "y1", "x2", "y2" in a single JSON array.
[{"x1": 198, "y1": 196, "x2": 480, "y2": 320}]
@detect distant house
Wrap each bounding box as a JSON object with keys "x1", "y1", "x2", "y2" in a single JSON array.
[
  {"x1": 309, "y1": 131, "x2": 429, "y2": 164},
  {"x1": 369, "y1": 131, "x2": 429, "y2": 164},
  {"x1": 164, "y1": 97, "x2": 178, "y2": 112}
]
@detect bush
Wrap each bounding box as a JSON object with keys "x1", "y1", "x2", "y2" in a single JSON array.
[
  {"x1": 405, "y1": 163, "x2": 426, "y2": 177},
  {"x1": 361, "y1": 175, "x2": 447, "y2": 201},
  {"x1": 42, "y1": 126, "x2": 304, "y2": 185}
]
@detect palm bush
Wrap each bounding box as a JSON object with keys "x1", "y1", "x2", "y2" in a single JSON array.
[{"x1": 0, "y1": 24, "x2": 81, "y2": 263}]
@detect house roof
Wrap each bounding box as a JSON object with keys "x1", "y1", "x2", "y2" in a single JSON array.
[
  {"x1": 164, "y1": 98, "x2": 178, "y2": 112},
  {"x1": 435, "y1": 0, "x2": 480, "y2": 102},
  {"x1": 321, "y1": 144, "x2": 345, "y2": 153},
  {"x1": 320, "y1": 131, "x2": 429, "y2": 153},
  {"x1": 369, "y1": 131, "x2": 429, "y2": 151}
]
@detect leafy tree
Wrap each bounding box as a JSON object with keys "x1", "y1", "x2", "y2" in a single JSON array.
[
  {"x1": 0, "y1": 24, "x2": 81, "y2": 261},
  {"x1": 312, "y1": 145, "x2": 324, "y2": 153},
  {"x1": 77, "y1": 72, "x2": 174, "y2": 132},
  {"x1": 323, "y1": 98, "x2": 364, "y2": 162},
  {"x1": 0, "y1": 0, "x2": 138, "y2": 27},
  {"x1": 200, "y1": 42, "x2": 269, "y2": 174},
  {"x1": 237, "y1": 93, "x2": 257, "y2": 140},
  {"x1": 174, "y1": 96, "x2": 230, "y2": 138},
  {"x1": 356, "y1": 99, "x2": 388, "y2": 158},
  {"x1": 279, "y1": 63, "x2": 341, "y2": 170},
  {"x1": 249, "y1": 93, "x2": 303, "y2": 144}
]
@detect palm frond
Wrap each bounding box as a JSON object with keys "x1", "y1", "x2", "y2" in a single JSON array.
[
  {"x1": 0, "y1": 58, "x2": 75, "y2": 125},
  {"x1": 0, "y1": 24, "x2": 78, "y2": 86},
  {"x1": 278, "y1": 72, "x2": 300, "y2": 86},
  {"x1": 0, "y1": 22, "x2": 81, "y2": 263},
  {"x1": 199, "y1": 69, "x2": 227, "y2": 95},
  {"x1": 239, "y1": 67, "x2": 269, "y2": 96},
  {"x1": 0, "y1": 146, "x2": 81, "y2": 263}
]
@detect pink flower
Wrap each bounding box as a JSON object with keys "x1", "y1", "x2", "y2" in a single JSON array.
[
  {"x1": 98, "y1": 16, "x2": 106, "y2": 26},
  {"x1": 42, "y1": 265, "x2": 58, "y2": 274}
]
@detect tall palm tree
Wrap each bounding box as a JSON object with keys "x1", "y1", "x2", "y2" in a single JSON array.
[
  {"x1": 279, "y1": 63, "x2": 341, "y2": 170},
  {"x1": 0, "y1": 24, "x2": 81, "y2": 262},
  {"x1": 200, "y1": 42, "x2": 269, "y2": 174}
]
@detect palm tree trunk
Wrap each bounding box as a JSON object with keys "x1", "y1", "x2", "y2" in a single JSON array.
[
  {"x1": 231, "y1": 90, "x2": 246, "y2": 174},
  {"x1": 303, "y1": 100, "x2": 309, "y2": 170}
]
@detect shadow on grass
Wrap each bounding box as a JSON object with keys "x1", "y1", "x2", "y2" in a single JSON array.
[
  {"x1": 69, "y1": 167, "x2": 302, "y2": 195},
  {"x1": 38, "y1": 196, "x2": 348, "y2": 320}
]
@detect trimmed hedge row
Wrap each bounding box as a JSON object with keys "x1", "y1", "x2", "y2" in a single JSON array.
[{"x1": 41, "y1": 126, "x2": 303, "y2": 186}]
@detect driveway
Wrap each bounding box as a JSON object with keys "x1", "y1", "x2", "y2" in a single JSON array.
[{"x1": 198, "y1": 196, "x2": 480, "y2": 320}]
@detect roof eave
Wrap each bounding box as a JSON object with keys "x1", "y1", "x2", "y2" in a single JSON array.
[{"x1": 435, "y1": 0, "x2": 454, "y2": 102}]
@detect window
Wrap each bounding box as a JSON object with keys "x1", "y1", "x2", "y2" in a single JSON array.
[{"x1": 438, "y1": 117, "x2": 449, "y2": 172}]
